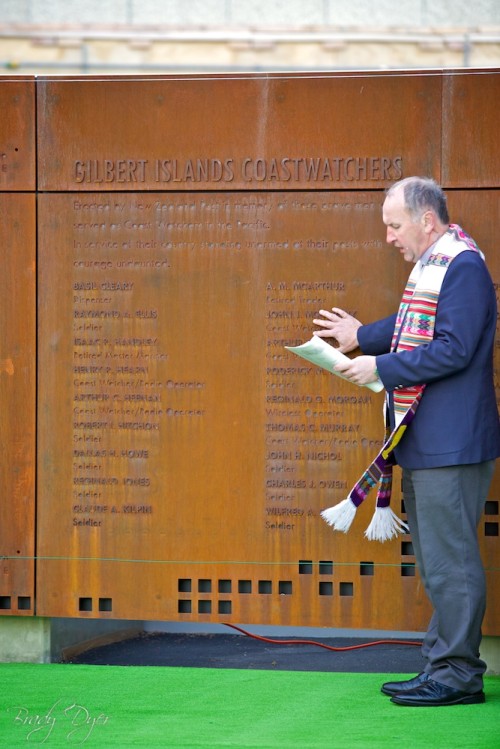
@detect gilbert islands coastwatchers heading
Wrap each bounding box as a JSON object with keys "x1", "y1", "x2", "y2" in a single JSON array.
[{"x1": 72, "y1": 155, "x2": 404, "y2": 184}]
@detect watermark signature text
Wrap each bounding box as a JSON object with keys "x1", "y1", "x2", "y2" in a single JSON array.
[{"x1": 8, "y1": 698, "x2": 109, "y2": 744}]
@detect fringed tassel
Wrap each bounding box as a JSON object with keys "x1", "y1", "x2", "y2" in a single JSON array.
[
  {"x1": 321, "y1": 498, "x2": 357, "y2": 534},
  {"x1": 320, "y1": 395, "x2": 423, "y2": 541},
  {"x1": 364, "y1": 505, "x2": 409, "y2": 542}
]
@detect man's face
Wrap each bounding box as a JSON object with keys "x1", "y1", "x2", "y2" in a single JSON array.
[{"x1": 382, "y1": 190, "x2": 429, "y2": 263}]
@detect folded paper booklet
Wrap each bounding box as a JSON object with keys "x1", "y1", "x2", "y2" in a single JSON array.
[{"x1": 285, "y1": 335, "x2": 384, "y2": 393}]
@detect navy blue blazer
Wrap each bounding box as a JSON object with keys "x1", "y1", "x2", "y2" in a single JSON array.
[{"x1": 358, "y1": 250, "x2": 500, "y2": 470}]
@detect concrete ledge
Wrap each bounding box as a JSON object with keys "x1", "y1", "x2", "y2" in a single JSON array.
[
  {"x1": 0, "y1": 617, "x2": 143, "y2": 663},
  {"x1": 481, "y1": 636, "x2": 500, "y2": 675},
  {"x1": 0, "y1": 617, "x2": 51, "y2": 663}
]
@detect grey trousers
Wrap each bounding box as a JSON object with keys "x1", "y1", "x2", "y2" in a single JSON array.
[{"x1": 402, "y1": 461, "x2": 495, "y2": 693}]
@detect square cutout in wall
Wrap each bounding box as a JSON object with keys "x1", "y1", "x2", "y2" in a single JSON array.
[
  {"x1": 360, "y1": 562, "x2": 374, "y2": 576},
  {"x1": 319, "y1": 560, "x2": 333, "y2": 575},
  {"x1": 339, "y1": 582, "x2": 353, "y2": 597},
  {"x1": 485, "y1": 500, "x2": 498, "y2": 515},
  {"x1": 218, "y1": 600, "x2": 232, "y2": 614},
  {"x1": 401, "y1": 563, "x2": 416, "y2": 577},
  {"x1": 485, "y1": 522, "x2": 499, "y2": 537}
]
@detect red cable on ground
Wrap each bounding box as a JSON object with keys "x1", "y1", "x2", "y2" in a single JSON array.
[{"x1": 223, "y1": 622, "x2": 422, "y2": 651}]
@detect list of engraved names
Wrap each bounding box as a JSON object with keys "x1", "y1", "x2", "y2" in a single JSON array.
[{"x1": 41, "y1": 192, "x2": 387, "y2": 535}]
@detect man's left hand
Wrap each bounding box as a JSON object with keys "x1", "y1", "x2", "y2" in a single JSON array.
[{"x1": 334, "y1": 355, "x2": 379, "y2": 386}]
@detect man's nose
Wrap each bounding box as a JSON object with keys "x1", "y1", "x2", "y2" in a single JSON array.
[{"x1": 386, "y1": 227, "x2": 395, "y2": 243}]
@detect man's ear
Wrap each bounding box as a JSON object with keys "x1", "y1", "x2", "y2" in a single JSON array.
[{"x1": 422, "y1": 209, "x2": 436, "y2": 235}]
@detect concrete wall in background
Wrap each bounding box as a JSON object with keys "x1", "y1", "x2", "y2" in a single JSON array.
[
  {"x1": 1, "y1": 0, "x2": 499, "y2": 28},
  {"x1": 0, "y1": 0, "x2": 499, "y2": 73}
]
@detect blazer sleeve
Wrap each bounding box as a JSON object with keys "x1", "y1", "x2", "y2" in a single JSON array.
[
  {"x1": 357, "y1": 313, "x2": 397, "y2": 356},
  {"x1": 373, "y1": 252, "x2": 495, "y2": 391}
]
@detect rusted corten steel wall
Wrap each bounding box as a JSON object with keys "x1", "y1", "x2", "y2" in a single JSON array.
[
  {"x1": 0, "y1": 78, "x2": 36, "y2": 617},
  {"x1": 1, "y1": 70, "x2": 499, "y2": 632}
]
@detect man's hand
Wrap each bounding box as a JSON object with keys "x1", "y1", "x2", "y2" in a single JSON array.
[
  {"x1": 313, "y1": 307, "x2": 362, "y2": 353},
  {"x1": 333, "y1": 355, "x2": 379, "y2": 386}
]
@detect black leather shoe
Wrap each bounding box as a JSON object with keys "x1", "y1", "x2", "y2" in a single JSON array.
[
  {"x1": 381, "y1": 672, "x2": 429, "y2": 696},
  {"x1": 390, "y1": 678, "x2": 485, "y2": 707}
]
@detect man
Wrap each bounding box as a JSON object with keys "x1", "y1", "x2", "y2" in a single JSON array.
[{"x1": 313, "y1": 176, "x2": 500, "y2": 707}]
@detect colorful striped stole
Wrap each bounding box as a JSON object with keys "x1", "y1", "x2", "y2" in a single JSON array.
[{"x1": 321, "y1": 225, "x2": 482, "y2": 541}]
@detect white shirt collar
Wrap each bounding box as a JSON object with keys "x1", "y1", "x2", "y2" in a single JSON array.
[{"x1": 419, "y1": 240, "x2": 438, "y2": 267}]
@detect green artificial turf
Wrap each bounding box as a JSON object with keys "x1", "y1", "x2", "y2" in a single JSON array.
[{"x1": 0, "y1": 664, "x2": 499, "y2": 748}]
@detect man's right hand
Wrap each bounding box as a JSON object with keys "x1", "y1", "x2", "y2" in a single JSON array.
[{"x1": 312, "y1": 307, "x2": 362, "y2": 353}]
